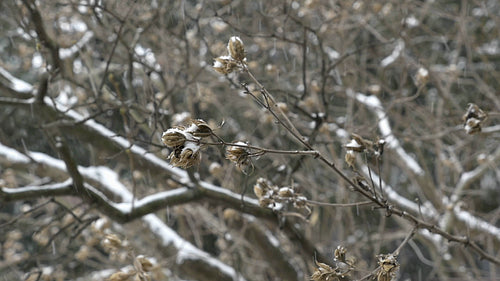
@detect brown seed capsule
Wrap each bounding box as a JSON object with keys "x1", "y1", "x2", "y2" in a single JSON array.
[
  {"x1": 227, "y1": 36, "x2": 246, "y2": 61},
  {"x1": 134, "y1": 255, "x2": 153, "y2": 272},
  {"x1": 345, "y1": 150, "x2": 356, "y2": 168},
  {"x1": 162, "y1": 130, "x2": 186, "y2": 147},
  {"x1": 334, "y1": 245, "x2": 347, "y2": 262},
  {"x1": 226, "y1": 142, "x2": 251, "y2": 170},
  {"x1": 191, "y1": 119, "x2": 213, "y2": 137},
  {"x1": 258, "y1": 197, "x2": 273, "y2": 207},
  {"x1": 462, "y1": 103, "x2": 487, "y2": 134},
  {"x1": 168, "y1": 147, "x2": 201, "y2": 168},
  {"x1": 253, "y1": 183, "x2": 265, "y2": 198},
  {"x1": 415, "y1": 67, "x2": 429, "y2": 86},
  {"x1": 376, "y1": 254, "x2": 399, "y2": 281},
  {"x1": 107, "y1": 271, "x2": 133, "y2": 281},
  {"x1": 213, "y1": 56, "x2": 239, "y2": 74},
  {"x1": 278, "y1": 187, "x2": 294, "y2": 197},
  {"x1": 102, "y1": 234, "x2": 122, "y2": 253}
]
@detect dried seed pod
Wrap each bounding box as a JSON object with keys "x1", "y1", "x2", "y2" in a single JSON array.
[
  {"x1": 102, "y1": 234, "x2": 122, "y2": 251},
  {"x1": 191, "y1": 119, "x2": 213, "y2": 137},
  {"x1": 258, "y1": 197, "x2": 273, "y2": 207},
  {"x1": 161, "y1": 130, "x2": 186, "y2": 147},
  {"x1": 462, "y1": 103, "x2": 487, "y2": 134},
  {"x1": 227, "y1": 36, "x2": 246, "y2": 61},
  {"x1": 134, "y1": 255, "x2": 153, "y2": 272},
  {"x1": 213, "y1": 56, "x2": 239, "y2": 74},
  {"x1": 414, "y1": 67, "x2": 429, "y2": 86},
  {"x1": 376, "y1": 254, "x2": 399, "y2": 281},
  {"x1": 462, "y1": 103, "x2": 487, "y2": 122},
  {"x1": 226, "y1": 142, "x2": 251, "y2": 170},
  {"x1": 344, "y1": 137, "x2": 365, "y2": 152},
  {"x1": 278, "y1": 187, "x2": 294, "y2": 197},
  {"x1": 293, "y1": 196, "x2": 308, "y2": 208},
  {"x1": 253, "y1": 183, "x2": 265, "y2": 198},
  {"x1": 345, "y1": 150, "x2": 356, "y2": 168},
  {"x1": 375, "y1": 138, "x2": 386, "y2": 156},
  {"x1": 334, "y1": 245, "x2": 347, "y2": 262},
  {"x1": 311, "y1": 260, "x2": 346, "y2": 281},
  {"x1": 107, "y1": 271, "x2": 133, "y2": 281},
  {"x1": 168, "y1": 146, "x2": 201, "y2": 168}
]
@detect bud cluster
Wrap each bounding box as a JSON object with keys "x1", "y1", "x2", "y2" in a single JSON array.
[
  {"x1": 462, "y1": 103, "x2": 487, "y2": 135},
  {"x1": 253, "y1": 178, "x2": 310, "y2": 214},
  {"x1": 161, "y1": 119, "x2": 212, "y2": 169},
  {"x1": 213, "y1": 36, "x2": 247, "y2": 75}
]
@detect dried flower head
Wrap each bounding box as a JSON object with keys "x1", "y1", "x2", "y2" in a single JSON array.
[
  {"x1": 254, "y1": 178, "x2": 311, "y2": 215},
  {"x1": 161, "y1": 119, "x2": 212, "y2": 168},
  {"x1": 334, "y1": 246, "x2": 347, "y2": 263},
  {"x1": 278, "y1": 187, "x2": 294, "y2": 197},
  {"x1": 134, "y1": 255, "x2": 154, "y2": 272},
  {"x1": 345, "y1": 134, "x2": 372, "y2": 152},
  {"x1": 311, "y1": 259, "x2": 350, "y2": 281},
  {"x1": 213, "y1": 36, "x2": 247, "y2": 74},
  {"x1": 376, "y1": 254, "x2": 399, "y2": 281},
  {"x1": 345, "y1": 150, "x2": 356, "y2": 168},
  {"x1": 161, "y1": 130, "x2": 186, "y2": 147},
  {"x1": 168, "y1": 145, "x2": 201, "y2": 169},
  {"x1": 191, "y1": 119, "x2": 213, "y2": 137},
  {"x1": 227, "y1": 36, "x2": 246, "y2": 61},
  {"x1": 462, "y1": 103, "x2": 487, "y2": 134},
  {"x1": 375, "y1": 138, "x2": 386, "y2": 157},
  {"x1": 415, "y1": 67, "x2": 429, "y2": 86},
  {"x1": 107, "y1": 271, "x2": 133, "y2": 281},
  {"x1": 102, "y1": 234, "x2": 122, "y2": 252},
  {"x1": 213, "y1": 55, "x2": 239, "y2": 74},
  {"x1": 226, "y1": 142, "x2": 251, "y2": 170}
]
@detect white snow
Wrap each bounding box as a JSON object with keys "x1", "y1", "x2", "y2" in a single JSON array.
[
  {"x1": 200, "y1": 181, "x2": 260, "y2": 206},
  {"x1": 45, "y1": 97, "x2": 187, "y2": 180},
  {"x1": 454, "y1": 205, "x2": 500, "y2": 238},
  {"x1": 345, "y1": 139, "x2": 362, "y2": 150},
  {"x1": 1, "y1": 179, "x2": 72, "y2": 195},
  {"x1": 380, "y1": 39, "x2": 405, "y2": 67},
  {"x1": 10, "y1": 148, "x2": 247, "y2": 280},
  {"x1": 405, "y1": 16, "x2": 420, "y2": 28},
  {"x1": 32, "y1": 52, "x2": 44, "y2": 68},
  {"x1": 143, "y1": 214, "x2": 247, "y2": 281},
  {"x1": 0, "y1": 142, "x2": 30, "y2": 163},
  {"x1": 265, "y1": 230, "x2": 280, "y2": 247},
  {"x1": 59, "y1": 31, "x2": 94, "y2": 59},
  {"x1": 0, "y1": 66, "x2": 33, "y2": 93},
  {"x1": 132, "y1": 187, "x2": 190, "y2": 209},
  {"x1": 360, "y1": 166, "x2": 438, "y2": 219}
]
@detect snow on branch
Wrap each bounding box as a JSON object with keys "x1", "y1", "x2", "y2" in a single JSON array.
[
  {"x1": 0, "y1": 145, "x2": 248, "y2": 281},
  {"x1": 350, "y1": 91, "x2": 424, "y2": 176},
  {"x1": 360, "y1": 166, "x2": 437, "y2": 219},
  {"x1": 59, "y1": 31, "x2": 94, "y2": 59},
  {"x1": 360, "y1": 165, "x2": 500, "y2": 242},
  {"x1": 451, "y1": 146, "x2": 500, "y2": 203},
  {"x1": 380, "y1": 39, "x2": 405, "y2": 68},
  {"x1": 0, "y1": 66, "x2": 34, "y2": 94},
  {"x1": 0, "y1": 142, "x2": 31, "y2": 164}
]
